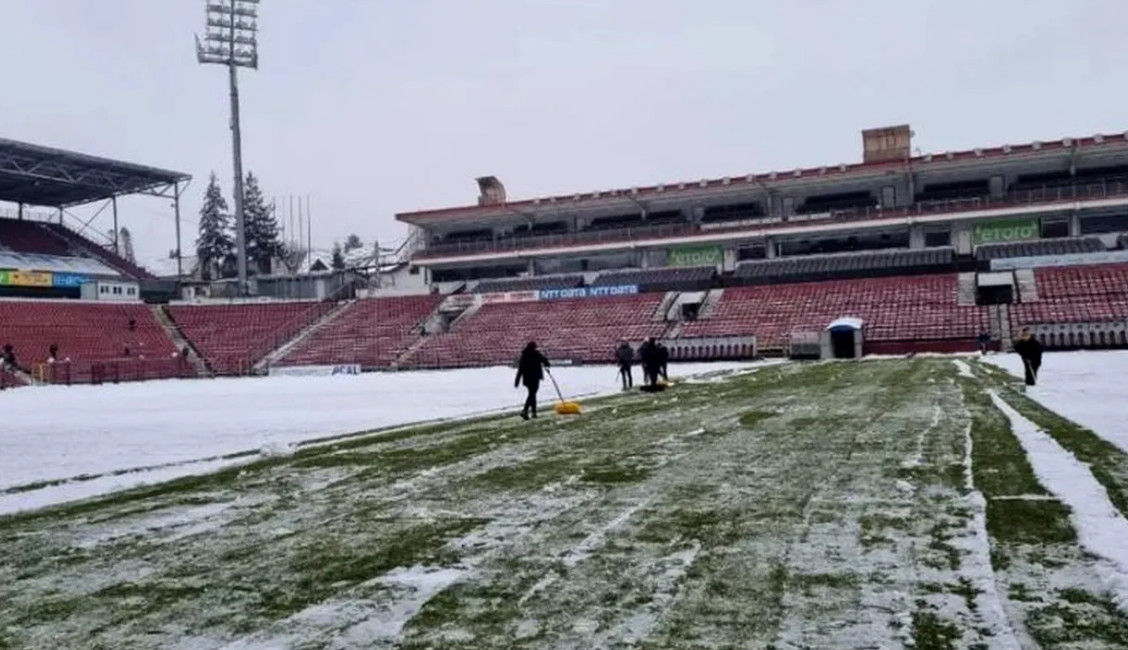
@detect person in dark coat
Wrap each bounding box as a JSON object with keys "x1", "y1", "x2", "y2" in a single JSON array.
[
  {"x1": 1012, "y1": 328, "x2": 1043, "y2": 386},
  {"x1": 2, "y1": 343, "x2": 26, "y2": 374},
  {"x1": 977, "y1": 332, "x2": 991, "y2": 356},
  {"x1": 514, "y1": 341, "x2": 550, "y2": 420},
  {"x1": 615, "y1": 341, "x2": 635, "y2": 390},
  {"x1": 638, "y1": 337, "x2": 661, "y2": 387},
  {"x1": 657, "y1": 342, "x2": 670, "y2": 381}
]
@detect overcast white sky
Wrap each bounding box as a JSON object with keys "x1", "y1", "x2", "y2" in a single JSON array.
[{"x1": 2, "y1": 0, "x2": 1126, "y2": 269}]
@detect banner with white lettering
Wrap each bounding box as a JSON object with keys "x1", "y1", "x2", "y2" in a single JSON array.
[{"x1": 537, "y1": 285, "x2": 639, "y2": 300}]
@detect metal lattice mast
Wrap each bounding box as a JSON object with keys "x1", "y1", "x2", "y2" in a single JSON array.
[{"x1": 196, "y1": 0, "x2": 260, "y2": 296}]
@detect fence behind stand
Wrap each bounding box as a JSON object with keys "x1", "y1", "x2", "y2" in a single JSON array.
[{"x1": 33, "y1": 357, "x2": 195, "y2": 385}]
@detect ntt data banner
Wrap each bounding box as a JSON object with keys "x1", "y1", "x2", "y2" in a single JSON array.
[
  {"x1": 52, "y1": 273, "x2": 89, "y2": 288},
  {"x1": 990, "y1": 249, "x2": 1128, "y2": 271},
  {"x1": 537, "y1": 285, "x2": 639, "y2": 300}
]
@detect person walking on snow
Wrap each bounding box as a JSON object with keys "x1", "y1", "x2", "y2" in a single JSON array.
[
  {"x1": 1012, "y1": 327, "x2": 1043, "y2": 386},
  {"x1": 615, "y1": 340, "x2": 635, "y2": 390},
  {"x1": 514, "y1": 341, "x2": 550, "y2": 420}
]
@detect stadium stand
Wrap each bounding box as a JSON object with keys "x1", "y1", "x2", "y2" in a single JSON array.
[
  {"x1": 42, "y1": 222, "x2": 155, "y2": 278},
  {"x1": 0, "y1": 218, "x2": 151, "y2": 279},
  {"x1": 682, "y1": 275, "x2": 987, "y2": 351},
  {"x1": 590, "y1": 266, "x2": 716, "y2": 291},
  {"x1": 0, "y1": 299, "x2": 186, "y2": 384},
  {"x1": 275, "y1": 295, "x2": 442, "y2": 369},
  {"x1": 974, "y1": 236, "x2": 1104, "y2": 262},
  {"x1": 0, "y1": 251, "x2": 119, "y2": 276},
  {"x1": 1010, "y1": 263, "x2": 1128, "y2": 328},
  {"x1": 473, "y1": 274, "x2": 584, "y2": 293},
  {"x1": 734, "y1": 248, "x2": 956, "y2": 284},
  {"x1": 167, "y1": 301, "x2": 337, "y2": 375},
  {"x1": 405, "y1": 293, "x2": 668, "y2": 368},
  {"x1": 0, "y1": 219, "x2": 71, "y2": 256}
]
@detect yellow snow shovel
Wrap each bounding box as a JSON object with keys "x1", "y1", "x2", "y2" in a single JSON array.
[{"x1": 546, "y1": 369, "x2": 581, "y2": 415}]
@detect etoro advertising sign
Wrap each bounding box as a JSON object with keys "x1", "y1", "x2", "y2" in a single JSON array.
[{"x1": 972, "y1": 218, "x2": 1039, "y2": 245}]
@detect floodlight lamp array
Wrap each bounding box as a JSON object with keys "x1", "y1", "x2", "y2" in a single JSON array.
[{"x1": 196, "y1": 0, "x2": 260, "y2": 68}]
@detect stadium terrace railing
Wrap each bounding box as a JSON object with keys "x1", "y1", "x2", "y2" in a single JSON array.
[
  {"x1": 32, "y1": 356, "x2": 195, "y2": 386},
  {"x1": 415, "y1": 180, "x2": 1128, "y2": 259}
]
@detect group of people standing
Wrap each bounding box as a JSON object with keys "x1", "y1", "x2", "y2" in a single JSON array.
[
  {"x1": 616, "y1": 337, "x2": 668, "y2": 390},
  {"x1": 511, "y1": 337, "x2": 672, "y2": 420}
]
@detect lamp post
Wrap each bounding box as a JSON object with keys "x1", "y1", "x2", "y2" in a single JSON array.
[{"x1": 196, "y1": 0, "x2": 260, "y2": 295}]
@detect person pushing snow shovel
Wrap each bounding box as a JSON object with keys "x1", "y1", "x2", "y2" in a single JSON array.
[
  {"x1": 514, "y1": 341, "x2": 550, "y2": 420},
  {"x1": 1012, "y1": 327, "x2": 1043, "y2": 387}
]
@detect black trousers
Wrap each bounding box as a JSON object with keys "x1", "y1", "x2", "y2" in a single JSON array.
[
  {"x1": 522, "y1": 381, "x2": 540, "y2": 416},
  {"x1": 1023, "y1": 359, "x2": 1041, "y2": 386},
  {"x1": 619, "y1": 364, "x2": 633, "y2": 389},
  {"x1": 643, "y1": 364, "x2": 660, "y2": 386}
]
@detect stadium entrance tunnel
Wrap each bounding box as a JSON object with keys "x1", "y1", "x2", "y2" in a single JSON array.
[{"x1": 824, "y1": 317, "x2": 864, "y2": 359}]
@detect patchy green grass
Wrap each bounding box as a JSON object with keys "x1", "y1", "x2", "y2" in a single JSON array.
[
  {"x1": 995, "y1": 387, "x2": 1128, "y2": 519},
  {"x1": 959, "y1": 373, "x2": 1128, "y2": 647},
  {"x1": 2, "y1": 359, "x2": 1127, "y2": 649}
]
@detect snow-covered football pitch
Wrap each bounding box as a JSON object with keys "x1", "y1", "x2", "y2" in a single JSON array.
[{"x1": 3, "y1": 354, "x2": 1128, "y2": 649}]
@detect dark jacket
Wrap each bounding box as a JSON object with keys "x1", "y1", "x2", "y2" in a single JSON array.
[
  {"x1": 515, "y1": 344, "x2": 550, "y2": 387},
  {"x1": 1013, "y1": 336, "x2": 1043, "y2": 364},
  {"x1": 638, "y1": 340, "x2": 661, "y2": 369},
  {"x1": 616, "y1": 343, "x2": 635, "y2": 367},
  {"x1": 657, "y1": 343, "x2": 669, "y2": 366}
]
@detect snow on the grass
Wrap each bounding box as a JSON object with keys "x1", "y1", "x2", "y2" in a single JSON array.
[
  {"x1": 990, "y1": 391, "x2": 1128, "y2": 609},
  {"x1": 988, "y1": 350, "x2": 1128, "y2": 454},
  {"x1": 952, "y1": 358, "x2": 976, "y2": 378},
  {"x1": 217, "y1": 566, "x2": 468, "y2": 650},
  {"x1": 959, "y1": 421, "x2": 1023, "y2": 649},
  {"x1": 0, "y1": 362, "x2": 756, "y2": 515},
  {"x1": 0, "y1": 457, "x2": 234, "y2": 517}
]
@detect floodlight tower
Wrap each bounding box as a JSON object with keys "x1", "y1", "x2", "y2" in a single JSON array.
[{"x1": 196, "y1": 0, "x2": 260, "y2": 295}]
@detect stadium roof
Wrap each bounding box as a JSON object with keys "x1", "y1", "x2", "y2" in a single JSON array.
[
  {"x1": 396, "y1": 130, "x2": 1128, "y2": 224},
  {"x1": 0, "y1": 137, "x2": 191, "y2": 208}
]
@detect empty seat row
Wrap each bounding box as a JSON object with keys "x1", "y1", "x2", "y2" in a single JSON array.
[
  {"x1": 403, "y1": 294, "x2": 666, "y2": 368},
  {"x1": 735, "y1": 247, "x2": 955, "y2": 279},
  {"x1": 167, "y1": 301, "x2": 337, "y2": 375},
  {"x1": 683, "y1": 275, "x2": 985, "y2": 349},
  {"x1": 591, "y1": 265, "x2": 716, "y2": 287},
  {"x1": 277, "y1": 295, "x2": 442, "y2": 368},
  {"x1": 975, "y1": 236, "x2": 1103, "y2": 261}
]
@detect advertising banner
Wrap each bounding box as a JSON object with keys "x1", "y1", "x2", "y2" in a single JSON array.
[
  {"x1": 990, "y1": 249, "x2": 1128, "y2": 271},
  {"x1": 537, "y1": 285, "x2": 639, "y2": 300},
  {"x1": 480, "y1": 290, "x2": 539, "y2": 304},
  {"x1": 0, "y1": 270, "x2": 53, "y2": 287},
  {"x1": 268, "y1": 364, "x2": 362, "y2": 377},
  {"x1": 972, "y1": 218, "x2": 1039, "y2": 246},
  {"x1": 667, "y1": 245, "x2": 723, "y2": 267},
  {"x1": 52, "y1": 273, "x2": 89, "y2": 288}
]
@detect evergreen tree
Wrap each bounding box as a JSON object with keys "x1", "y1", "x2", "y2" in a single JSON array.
[
  {"x1": 242, "y1": 172, "x2": 282, "y2": 275},
  {"x1": 331, "y1": 242, "x2": 346, "y2": 270},
  {"x1": 343, "y1": 233, "x2": 363, "y2": 253},
  {"x1": 195, "y1": 172, "x2": 234, "y2": 281}
]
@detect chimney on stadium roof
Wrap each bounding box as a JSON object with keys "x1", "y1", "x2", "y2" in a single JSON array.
[
  {"x1": 476, "y1": 176, "x2": 507, "y2": 206},
  {"x1": 861, "y1": 124, "x2": 913, "y2": 164}
]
